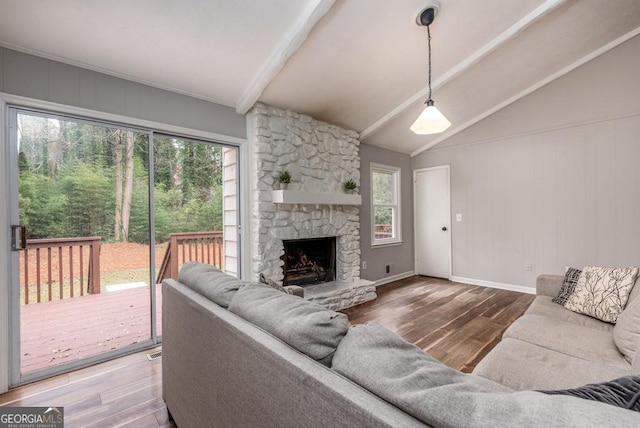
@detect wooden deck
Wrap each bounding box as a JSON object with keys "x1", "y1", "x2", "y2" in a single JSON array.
[{"x1": 20, "y1": 284, "x2": 163, "y2": 375}]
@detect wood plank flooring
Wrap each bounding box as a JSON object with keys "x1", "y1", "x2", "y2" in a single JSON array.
[
  {"x1": 0, "y1": 345, "x2": 174, "y2": 428},
  {"x1": 0, "y1": 276, "x2": 534, "y2": 426},
  {"x1": 343, "y1": 276, "x2": 534, "y2": 372}
]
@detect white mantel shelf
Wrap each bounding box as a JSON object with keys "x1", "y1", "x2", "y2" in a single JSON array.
[{"x1": 272, "y1": 190, "x2": 361, "y2": 205}]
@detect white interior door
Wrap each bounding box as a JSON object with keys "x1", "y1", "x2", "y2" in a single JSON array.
[{"x1": 414, "y1": 166, "x2": 451, "y2": 278}]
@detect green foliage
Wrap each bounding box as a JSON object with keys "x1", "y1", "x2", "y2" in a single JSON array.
[
  {"x1": 343, "y1": 179, "x2": 357, "y2": 191},
  {"x1": 372, "y1": 170, "x2": 394, "y2": 226},
  {"x1": 19, "y1": 173, "x2": 68, "y2": 238},
  {"x1": 372, "y1": 171, "x2": 393, "y2": 204},
  {"x1": 278, "y1": 170, "x2": 292, "y2": 183},
  {"x1": 58, "y1": 163, "x2": 111, "y2": 238},
  {"x1": 123, "y1": 157, "x2": 151, "y2": 244},
  {"x1": 16, "y1": 113, "x2": 227, "y2": 245}
]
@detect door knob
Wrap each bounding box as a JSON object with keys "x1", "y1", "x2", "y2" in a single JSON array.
[{"x1": 441, "y1": 226, "x2": 447, "y2": 231}]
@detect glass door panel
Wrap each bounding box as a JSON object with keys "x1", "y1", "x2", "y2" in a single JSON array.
[
  {"x1": 153, "y1": 135, "x2": 239, "y2": 335},
  {"x1": 11, "y1": 109, "x2": 154, "y2": 380}
]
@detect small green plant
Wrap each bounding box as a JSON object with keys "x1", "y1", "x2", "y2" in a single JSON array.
[
  {"x1": 278, "y1": 170, "x2": 292, "y2": 184},
  {"x1": 343, "y1": 179, "x2": 357, "y2": 191}
]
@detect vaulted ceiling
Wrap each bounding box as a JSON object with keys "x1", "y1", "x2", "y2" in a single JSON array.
[{"x1": 1, "y1": 0, "x2": 639, "y2": 155}]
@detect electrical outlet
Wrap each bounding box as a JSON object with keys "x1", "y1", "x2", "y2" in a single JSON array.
[
  {"x1": 524, "y1": 263, "x2": 533, "y2": 272},
  {"x1": 362, "y1": 261, "x2": 367, "y2": 270},
  {"x1": 385, "y1": 264, "x2": 391, "y2": 274}
]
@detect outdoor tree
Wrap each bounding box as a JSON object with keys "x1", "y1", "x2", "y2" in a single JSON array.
[
  {"x1": 114, "y1": 130, "x2": 135, "y2": 241},
  {"x1": 17, "y1": 112, "x2": 226, "y2": 245}
]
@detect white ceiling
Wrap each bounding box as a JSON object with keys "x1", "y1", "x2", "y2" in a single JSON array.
[{"x1": 1, "y1": 0, "x2": 639, "y2": 155}]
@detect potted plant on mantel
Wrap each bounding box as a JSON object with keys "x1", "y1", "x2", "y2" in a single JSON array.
[
  {"x1": 343, "y1": 179, "x2": 358, "y2": 194},
  {"x1": 277, "y1": 170, "x2": 292, "y2": 190}
]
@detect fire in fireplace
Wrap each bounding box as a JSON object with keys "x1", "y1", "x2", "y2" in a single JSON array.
[{"x1": 281, "y1": 237, "x2": 336, "y2": 286}]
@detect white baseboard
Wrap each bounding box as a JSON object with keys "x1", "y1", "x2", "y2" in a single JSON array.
[
  {"x1": 450, "y1": 276, "x2": 535, "y2": 295},
  {"x1": 374, "y1": 270, "x2": 416, "y2": 287}
]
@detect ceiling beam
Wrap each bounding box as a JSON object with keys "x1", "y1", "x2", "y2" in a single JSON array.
[
  {"x1": 236, "y1": 0, "x2": 335, "y2": 115},
  {"x1": 359, "y1": 0, "x2": 567, "y2": 140},
  {"x1": 410, "y1": 26, "x2": 640, "y2": 157}
]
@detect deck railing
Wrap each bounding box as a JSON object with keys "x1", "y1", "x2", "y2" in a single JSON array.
[
  {"x1": 156, "y1": 231, "x2": 224, "y2": 283},
  {"x1": 374, "y1": 224, "x2": 393, "y2": 239},
  {"x1": 21, "y1": 236, "x2": 101, "y2": 304}
]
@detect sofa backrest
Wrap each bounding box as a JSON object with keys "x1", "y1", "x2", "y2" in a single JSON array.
[{"x1": 162, "y1": 279, "x2": 426, "y2": 428}]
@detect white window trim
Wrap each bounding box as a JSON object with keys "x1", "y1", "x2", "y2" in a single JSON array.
[{"x1": 370, "y1": 163, "x2": 402, "y2": 247}]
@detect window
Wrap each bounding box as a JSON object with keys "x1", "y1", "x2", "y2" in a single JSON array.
[{"x1": 371, "y1": 163, "x2": 401, "y2": 246}]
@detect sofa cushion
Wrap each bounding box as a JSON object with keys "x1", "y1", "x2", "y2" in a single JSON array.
[
  {"x1": 614, "y1": 295, "x2": 640, "y2": 363},
  {"x1": 473, "y1": 338, "x2": 631, "y2": 391},
  {"x1": 503, "y1": 315, "x2": 629, "y2": 369},
  {"x1": 564, "y1": 266, "x2": 639, "y2": 324},
  {"x1": 536, "y1": 274, "x2": 565, "y2": 298},
  {"x1": 552, "y1": 267, "x2": 582, "y2": 305},
  {"x1": 634, "y1": 350, "x2": 640, "y2": 373},
  {"x1": 539, "y1": 375, "x2": 640, "y2": 412},
  {"x1": 333, "y1": 322, "x2": 640, "y2": 427},
  {"x1": 228, "y1": 284, "x2": 349, "y2": 366},
  {"x1": 526, "y1": 296, "x2": 614, "y2": 332},
  {"x1": 177, "y1": 261, "x2": 245, "y2": 308}
]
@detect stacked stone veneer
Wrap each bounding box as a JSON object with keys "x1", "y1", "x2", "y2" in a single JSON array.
[{"x1": 248, "y1": 103, "x2": 366, "y2": 291}]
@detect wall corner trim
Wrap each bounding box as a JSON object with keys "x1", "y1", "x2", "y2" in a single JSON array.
[{"x1": 450, "y1": 276, "x2": 535, "y2": 295}]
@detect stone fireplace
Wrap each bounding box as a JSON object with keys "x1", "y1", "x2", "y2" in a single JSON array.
[
  {"x1": 247, "y1": 103, "x2": 375, "y2": 310},
  {"x1": 282, "y1": 237, "x2": 336, "y2": 286}
]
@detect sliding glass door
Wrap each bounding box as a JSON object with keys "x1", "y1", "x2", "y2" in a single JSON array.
[
  {"x1": 8, "y1": 108, "x2": 153, "y2": 383},
  {"x1": 7, "y1": 107, "x2": 239, "y2": 385}
]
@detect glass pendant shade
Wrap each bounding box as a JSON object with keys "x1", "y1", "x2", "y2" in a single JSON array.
[{"x1": 410, "y1": 99, "x2": 451, "y2": 135}]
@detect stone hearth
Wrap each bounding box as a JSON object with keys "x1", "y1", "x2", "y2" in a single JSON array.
[
  {"x1": 248, "y1": 103, "x2": 376, "y2": 310},
  {"x1": 304, "y1": 279, "x2": 376, "y2": 311}
]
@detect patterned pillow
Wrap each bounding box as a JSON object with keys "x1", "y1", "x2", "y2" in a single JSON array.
[
  {"x1": 259, "y1": 273, "x2": 295, "y2": 295},
  {"x1": 564, "y1": 266, "x2": 639, "y2": 324},
  {"x1": 553, "y1": 267, "x2": 582, "y2": 305}
]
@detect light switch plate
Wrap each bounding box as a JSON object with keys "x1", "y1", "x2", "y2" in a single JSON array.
[{"x1": 456, "y1": 213, "x2": 462, "y2": 222}]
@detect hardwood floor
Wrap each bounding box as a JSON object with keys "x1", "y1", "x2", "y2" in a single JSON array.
[
  {"x1": 0, "y1": 276, "x2": 534, "y2": 426},
  {"x1": 343, "y1": 276, "x2": 534, "y2": 372},
  {"x1": 0, "y1": 346, "x2": 174, "y2": 428}
]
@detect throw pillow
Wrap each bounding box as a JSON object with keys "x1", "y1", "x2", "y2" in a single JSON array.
[
  {"x1": 553, "y1": 267, "x2": 582, "y2": 305},
  {"x1": 228, "y1": 284, "x2": 349, "y2": 366},
  {"x1": 259, "y1": 273, "x2": 295, "y2": 295},
  {"x1": 177, "y1": 261, "x2": 245, "y2": 308},
  {"x1": 331, "y1": 322, "x2": 639, "y2": 427},
  {"x1": 539, "y1": 375, "x2": 640, "y2": 412},
  {"x1": 613, "y1": 295, "x2": 640, "y2": 363},
  {"x1": 564, "y1": 266, "x2": 639, "y2": 324}
]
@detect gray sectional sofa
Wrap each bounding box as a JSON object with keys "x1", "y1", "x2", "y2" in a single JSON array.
[
  {"x1": 473, "y1": 274, "x2": 640, "y2": 390},
  {"x1": 162, "y1": 264, "x2": 640, "y2": 427}
]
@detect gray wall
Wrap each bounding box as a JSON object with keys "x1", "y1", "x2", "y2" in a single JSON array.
[
  {"x1": 360, "y1": 143, "x2": 414, "y2": 282},
  {"x1": 0, "y1": 47, "x2": 246, "y2": 138},
  {"x1": 412, "y1": 34, "x2": 640, "y2": 290}
]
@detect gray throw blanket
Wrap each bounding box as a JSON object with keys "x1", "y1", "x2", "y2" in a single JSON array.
[{"x1": 540, "y1": 375, "x2": 640, "y2": 412}]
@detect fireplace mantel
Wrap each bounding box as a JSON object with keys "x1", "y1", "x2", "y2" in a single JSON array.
[{"x1": 271, "y1": 190, "x2": 362, "y2": 206}]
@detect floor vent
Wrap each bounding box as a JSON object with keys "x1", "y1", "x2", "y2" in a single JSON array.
[{"x1": 147, "y1": 350, "x2": 162, "y2": 361}]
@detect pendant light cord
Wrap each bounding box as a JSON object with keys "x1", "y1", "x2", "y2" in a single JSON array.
[{"x1": 427, "y1": 24, "x2": 432, "y2": 101}]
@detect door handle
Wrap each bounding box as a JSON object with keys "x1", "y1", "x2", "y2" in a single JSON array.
[
  {"x1": 11, "y1": 225, "x2": 27, "y2": 251},
  {"x1": 441, "y1": 226, "x2": 447, "y2": 231}
]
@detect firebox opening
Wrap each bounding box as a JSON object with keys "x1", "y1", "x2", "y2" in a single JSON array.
[{"x1": 281, "y1": 237, "x2": 336, "y2": 286}]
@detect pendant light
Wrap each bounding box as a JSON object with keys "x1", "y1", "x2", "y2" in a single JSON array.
[{"x1": 410, "y1": 2, "x2": 451, "y2": 135}]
